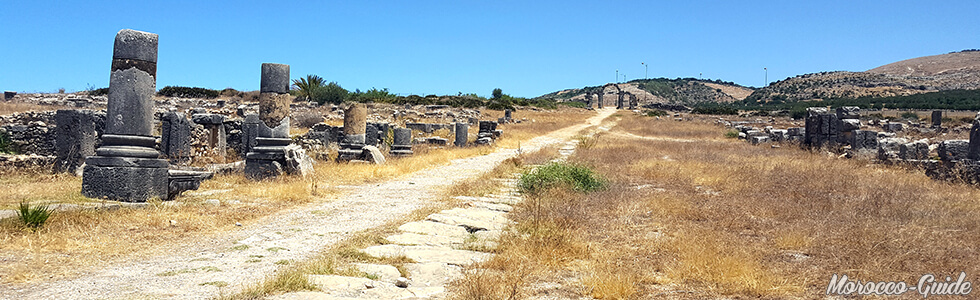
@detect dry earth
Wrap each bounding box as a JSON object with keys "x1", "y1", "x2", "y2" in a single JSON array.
[{"x1": 0, "y1": 109, "x2": 615, "y2": 300}]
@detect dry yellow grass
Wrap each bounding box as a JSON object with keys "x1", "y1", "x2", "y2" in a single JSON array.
[
  {"x1": 569, "y1": 113, "x2": 980, "y2": 297},
  {"x1": 0, "y1": 107, "x2": 594, "y2": 285},
  {"x1": 0, "y1": 101, "x2": 74, "y2": 115},
  {"x1": 455, "y1": 112, "x2": 980, "y2": 298}
]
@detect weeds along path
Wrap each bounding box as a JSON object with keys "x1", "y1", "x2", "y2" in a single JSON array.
[{"x1": 0, "y1": 108, "x2": 616, "y2": 300}]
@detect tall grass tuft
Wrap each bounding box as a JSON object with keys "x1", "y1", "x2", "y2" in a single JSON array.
[
  {"x1": 518, "y1": 162, "x2": 605, "y2": 194},
  {"x1": 18, "y1": 202, "x2": 52, "y2": 229}
]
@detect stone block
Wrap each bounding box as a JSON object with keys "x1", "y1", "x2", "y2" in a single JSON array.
[
  {"x1": 883, "y1": 123, "x2": 904, "y2": 132},
  {"x1": 260, "y1": 63, "x2": 290, "y2": 94},
  {"x1": 454, "y1": 122, "x2": 467, "y2": 147},
  {"x1": 361, "y1": 145, "x2": 386, "y2": 164},
  {"x1": 365, "y1": 123, "x2": 380, "y2": 146},
  {"x1": 82, "y1": 165, "x2": 168, "y2": 201},
  {"x1": 939, "y1": 140, "x2": 969, "y2": 161},
  {"x1": 836, "y1": 106, "x2": 861, "y2": 120},
  {"x1": 878, "y1": 137, "x2": 908, "y2": 161},
  {"x1": 899, "y1": 140, "x2": 930, "y2": 160},
  {"x1": 191, "y1": 113, "x2": 225, "y2": 125},
  {"x1": 161, "y1": 112, "x2": 192, "y2": 162},
  {"x1": 932, "y1": 110, "x2": 943, "y2": 127},
  {"x1": 103, "y1": 133, "x2": 157, "y2": 148},
  {"x1": 112, "y1": 29, "x2": 158, "y2": 63},
  {"x1": 244, "y1": 159, "x2": 282, "y2": 180},
  {"x1": 283, "y1": 144, "x2": 314, "y2": 176},
  {"x1": 841, "y1": 119, "x2": 861, "y2": 132},
  {"x1": 95, "y1": 145, "x2": 161, "y2": 158},
  {"x1": 54, "y1": 110, "x2": 98, "y2": 173},
  {"x1": 750, "y1": 136, "x2": 770, "y2": 145}
]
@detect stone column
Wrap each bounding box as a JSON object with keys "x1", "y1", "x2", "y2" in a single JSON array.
[
  {"x1": 454, "y1": 122, "x2": 468, "y2": 147},
  {"x1": 585, "y1": 93, "x2": 594, "y2": 109},
  {"x1": 161, "y1": 112, "x2": 192, "y2": 163},
  {"x1": 932, "y1": 110, "x2": 942, "y2": 127},
  {"x1": 259, "y1": 63, "x2": 291, "y2": 131},
  {"x1": 82, "y1": 29, "x2": 168, "y2": 201},
  {"x1": 390, "y1": 127, "x2": 414, "y2": 156},
  {"x1": 597, "y1": 93, "x2": 604, "y2": 109},
  {"x1": 338, "y1": 103, "x2": 367, "y2": 162},
  {"x1": 628, "y1": 94, "x2": 638, "y2": 110},
  {"x1": 54, "y1": 109, "x2": 98, "y2": 174},
  {"x1": 245, "y1": 63, "x2": 298, "y2": 180},
  {"x1": 616, "y1": 91, "x2": 625, "y2": 109},
  {"x1": 504, "y1": 109, "x2": 512, "y2": 122}
]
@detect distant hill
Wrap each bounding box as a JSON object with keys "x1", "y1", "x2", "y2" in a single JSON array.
[
  {"x1": 538, "y1": 78, "x2": 755, "y2": 106},
  {"x1": 743, "y1": 50, "x2": 980, "y2": 104}
]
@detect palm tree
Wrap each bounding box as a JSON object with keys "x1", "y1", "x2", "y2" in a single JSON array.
[{"x1": 292, "y1": 74, "x2": 327, "y2": 102}]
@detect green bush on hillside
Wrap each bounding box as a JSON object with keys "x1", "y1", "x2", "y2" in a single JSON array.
[{"x1": 157, "y1": 86, "x2": 220, "y2": 99}]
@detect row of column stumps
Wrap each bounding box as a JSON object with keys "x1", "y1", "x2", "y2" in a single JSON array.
[{"x1": 583, "y1": 90, "x2": 635, "y2": 110}]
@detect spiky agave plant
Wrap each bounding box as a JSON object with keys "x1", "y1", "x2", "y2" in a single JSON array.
[
  {"x1": 18, "y1": 202, "x2": 52, "y2": 229},
  {"x1": 292, "y1": 74, "x2": 327, "y2": 102}
]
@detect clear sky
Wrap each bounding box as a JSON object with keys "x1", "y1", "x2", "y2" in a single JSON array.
[{"x1": 1, "y1": 1, "x2": 978, "y2": 98}]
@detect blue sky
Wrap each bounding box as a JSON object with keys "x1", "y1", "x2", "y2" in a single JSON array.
[{"x1": 1, "y1": 1, "x2": 978, "y2": 97}]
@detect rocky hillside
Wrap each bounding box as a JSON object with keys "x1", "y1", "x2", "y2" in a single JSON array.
[
  {"x1": 540, "y1": 78, "x2": 755, "y2": 105},
  {"x1": 745, "y1": 50, "x2": 980, "y2": 104}
]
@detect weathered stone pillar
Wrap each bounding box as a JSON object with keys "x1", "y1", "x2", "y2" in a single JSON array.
[
  {"x1": 54, "y1": 109, "x2": 98, "y2": 174},
  {"x1": 968, "y1": 112, "x2": 980, "y2": 160},
  {"x1": 932, "y1": 110, "x2": 942, "y2": 127},
  {"x1": 259, "y1": 63, "x2": 291, "y2": 130},
  {"x1": 504, "y1": 109, "x2": 512, "y2": 122},
  {"x1": 585, "y1": 93, "x2": 594, "y2": 109},
  {"x1": 161, "y1": 112, "x2": 192, "y2": 163},
  {"x1": 192, "y1": 113, "x2": 227, "y2": 162},
  {"x1": 338, "y1": 103, "x2": 367, "y2": 162},
  {"x1": 616, "y1": 91, "x2": 625, "y2": 109},
  {"x1": 597, "y1": 93, "x2": 604, "y2": 109},
  {"x1": 82, "y1": 29, "x2": 168, "y2": 201},
  {"x1": 628, "y1": 93, "x2": 638, "y2": 110},
  {"x1": 454, "y1": 122, "x2": 468, "y2": 147},
  {"x1": 390, "y1": 128, "x2": 413, "y2": 156},
  {"x1": 245, "y1": 63, "x2": 303, "y2": 180},
  {"x1": 365, "y1": 122, "x2": 380, "y2": 147}
]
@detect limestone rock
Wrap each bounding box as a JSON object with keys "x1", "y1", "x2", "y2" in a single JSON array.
[
  {"x1": 397, "y1": 221, "x2": 469, "y2": 238},
  {"x1": 352, "y1": 263, "x2": 401, "y2": 282},
  {"x1": 405, "y1": 262, "x2": 463, "y2": 287},
  {"x1": 361, "y1": 245, "x2": 492, "y2": 265},
  {"x1": 361, "y1": 145, "x2": 386, "y2": 164},
  {"x1": 283, "y1": 144, "x2": 314, "y2": 177}
]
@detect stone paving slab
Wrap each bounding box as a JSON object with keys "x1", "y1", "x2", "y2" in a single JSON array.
[
  {"x1": 426, "y1": 207, "x2": 509, "y2": 231},
  {"x1": 386, "y1": 232, "x2": 463, "y2": 247},
  {"x1": 397, "y1": 221, "x2": 470, "y2": 238},
  {"x1": 361, "y1": 245, "x2": 492, "y2": 265}
]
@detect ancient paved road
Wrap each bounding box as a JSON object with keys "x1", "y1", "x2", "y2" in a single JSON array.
[{"x1": 0, "y1": 108, "x2": 616, "y2": 300}]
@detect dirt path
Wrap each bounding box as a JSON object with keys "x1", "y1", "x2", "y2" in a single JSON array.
[{"x1": 0, "y1": 108, "x2": 616, "y2": 300}]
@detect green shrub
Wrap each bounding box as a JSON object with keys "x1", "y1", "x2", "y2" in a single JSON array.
[
  {"x1": 559, "y1": 101, "x2": 586, "y2": 108},
  {"x1": 724, "y1": 130, "x2": 739, "y2": 139},
  {"x1": 900, "y1": 111, "x2": 920, "y2": 120},
  {"x1": 157, "y1": 86, "x2": 220, "y2": 99},
  {"x1": 645, "y1": 109, "x2": 668, "y2": 117},
  {"x1": 87, "y1": 87, "x2": 109, "y2": 96},
  {"x1": 18, "y1": 202, "x2": 52, "y2": 229},
  {"x1": 0, "y1": 131, "x2": 13, "y2": 154},
  {"x1": 518, "y1": 162, "x2": 605, "y2": 194}
]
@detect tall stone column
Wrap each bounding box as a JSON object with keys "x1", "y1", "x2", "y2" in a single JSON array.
[
  {"x1": 161, "y1": 112, "x2": 192, "y2": 163},
  {"x1": 585, "y1": 93, "x2": 594, "y2": 109},
  {"x1": 245, "y1": 63, "x2": 297, "y2": 180},
  {"x1": 932, "y1": 110, "x2": 943, "y2": 127},
  {"x1": 597, "y1": 93, "x2": 604, "y2": 109},
  {"x1": 628, "y1": 94, "x2": 638, "y2": 110},
  {"x1": 82, "y1": 29, "x2": 168, "y2": 201},
  {"x1": 338, "y1": 103, "x2": 367, "y2": 162}
]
